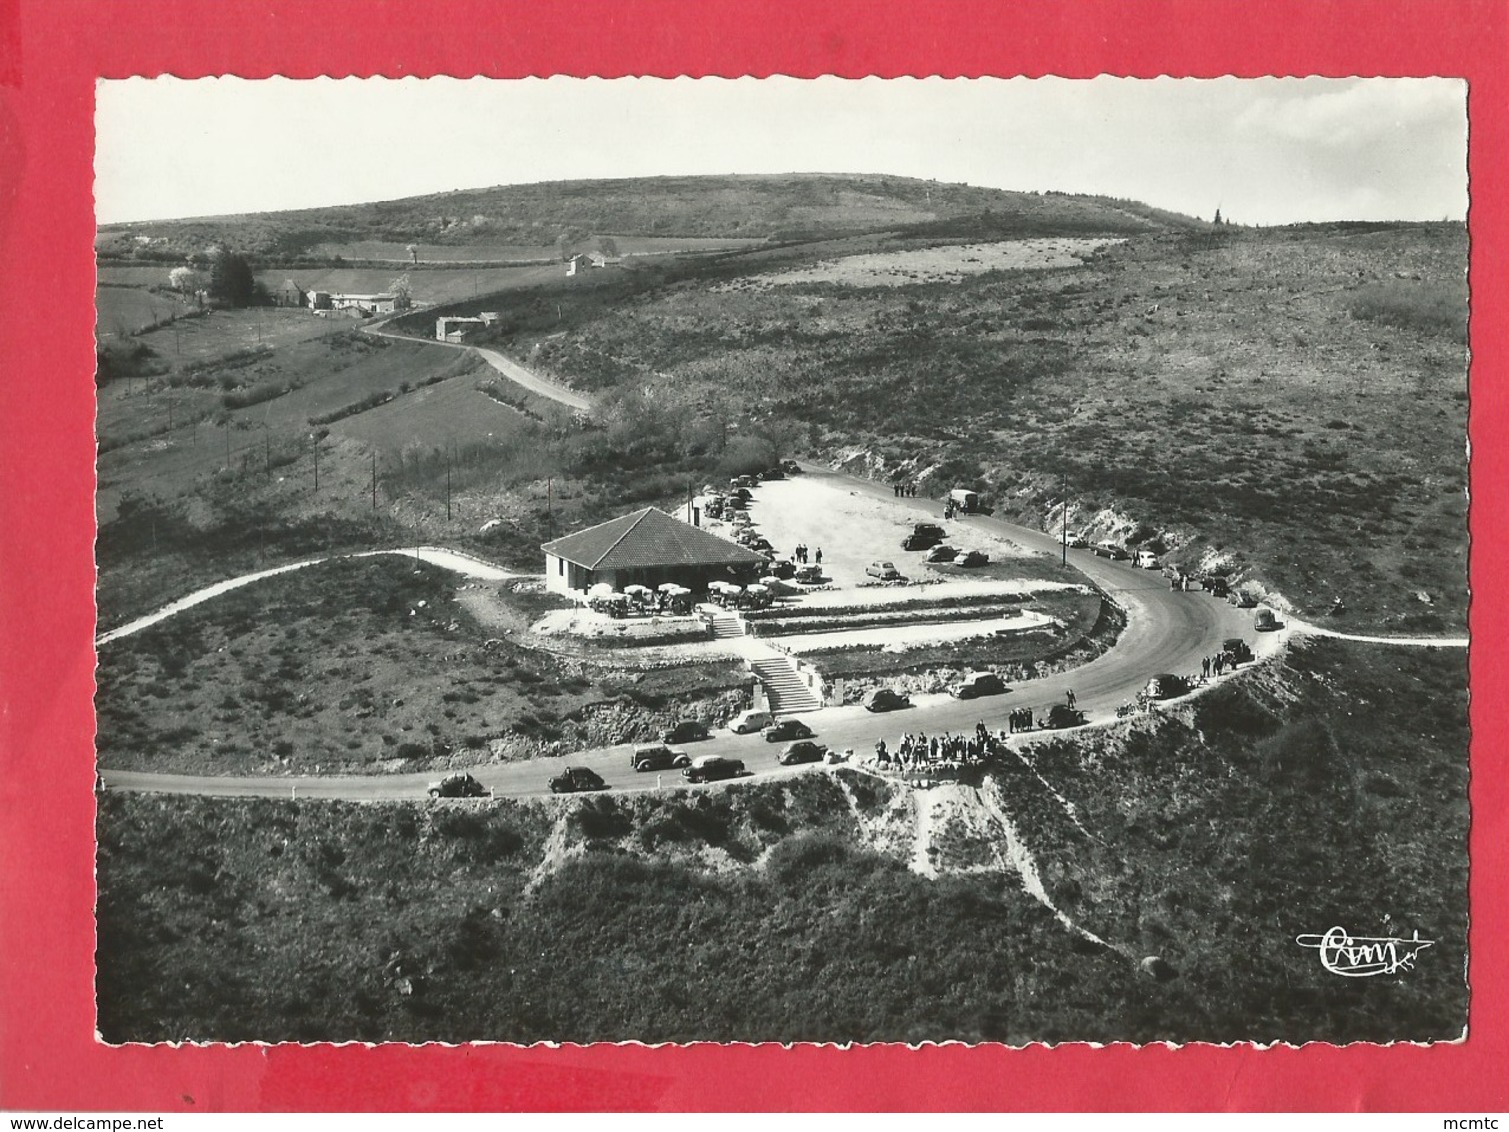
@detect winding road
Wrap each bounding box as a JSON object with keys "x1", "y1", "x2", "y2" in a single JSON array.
[
  {"x1": 102, "y1": 463, "x2": 1453, "y2": 802},
  {"x1": 100, "y1": 320, "x2": 1466, "y2": 802}
]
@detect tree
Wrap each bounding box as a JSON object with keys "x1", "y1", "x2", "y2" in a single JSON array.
[
  {"x1": 208, "y1": 247, "x2": 256, "y2": 307},
  {"x1": 387, "y1": 274, "x2": 414, "y2": 310},
  {"x1": 1213, "y1": 208, "x2": 1224, "y2": 226},
  {"x1": 168, "y1": 266, "x2": 203, "y2": 294}
]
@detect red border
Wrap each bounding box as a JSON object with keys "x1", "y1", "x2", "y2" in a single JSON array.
[{"x1": 1, "y1": 0, "x2": 1505, "y2": 1112}]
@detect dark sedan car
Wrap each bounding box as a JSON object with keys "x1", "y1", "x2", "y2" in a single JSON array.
[
  {"x1": 549, "y1": 766, "x2": 607, "y2": 794},
  {"x1": 427, "y1": 773, "x2": 490, "y2": 799},
  {"x1": 864, "y1": 688, "x2": 912, "y2": 712},
  {"x1": 901, "y1": 532, "x2": 941, "y2": 551},
  {"x1": 764, "y1": 718, "x2": 816, "y2": 743},
  {"x1": 778, "y1": 740, "x2": 829, "y2": 766},
  {"x1": 662, "y1": 720, "x2": 711, "y2": 744}
]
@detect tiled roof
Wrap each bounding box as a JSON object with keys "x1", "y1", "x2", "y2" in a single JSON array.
[{"x1": 542, "y1": 507, "x2": 765, "y2": 571}]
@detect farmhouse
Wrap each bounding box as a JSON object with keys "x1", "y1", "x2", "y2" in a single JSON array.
[
  {"x1": 435, "y1": 312, "x2": 500, "y2": 342},
  {"x1": 542, "y1": 507, "x2": 766, "y2": 595}
]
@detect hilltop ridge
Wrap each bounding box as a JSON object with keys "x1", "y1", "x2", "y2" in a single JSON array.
[{"x1": 96, "y1": 172, "x2": 1207, "y2": 262}]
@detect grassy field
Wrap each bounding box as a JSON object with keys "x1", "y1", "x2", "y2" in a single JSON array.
[
  {"x1": 95, "y1": 638, "x2": 1466, "y2": 1044},
  {"x1": 96, "y1": 285, "x2": 193, "y2": 339},
  {"x1": 507, "y1": 223, "x2": 1467, "y2": 630},
  {"x1": 131, "y1": 306, "x2": 344, "y2": 367},
  {"x1": 95, "y1": 556, "x2": 748, "y2": 776}
]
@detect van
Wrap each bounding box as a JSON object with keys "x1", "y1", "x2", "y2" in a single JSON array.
[
  {"x1": 947, "y1": 488, "x2": 980, "y2": 513},
  {"x1": 728, "y1": 709, "x2": 773, "y2": 734}
]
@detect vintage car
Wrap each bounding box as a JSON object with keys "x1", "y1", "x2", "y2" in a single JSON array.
[
  {"x1": 682, "y1": 755, "x2": 746, "y2": 783},
  {"x1": 951, "y1": 672, "x2": 1006, "y2": 699},
  {"x1": 764, "y1": 718, "x2": 816, "y2": 743},
  {"x1": 864, "y1": 688, "x2": 912, "y2": 712},
  {"x1": 549, "y1": 766, "x2": 607, "y2": 794},
  {"x1": 661, "y1": 720, "x2": 711, "y2": 744},
  {"x1": 631, "y1": 744, "x2": 692, "y2": 771},
  {"x1": 957, "y1": 550, "x2": 990, "y2": 568},
  {"x1": 778, "y1": 740, "x2": 829, "y2": 766},
  {"x1": 925, "y1": 545, "x2": 959, "y2": 563},
  {"x1": 426, "y1": 773, "x2": 490, "y2": 799},
  {"x1": 866, "y1": 561, "x2": 901, "y2": 580}
]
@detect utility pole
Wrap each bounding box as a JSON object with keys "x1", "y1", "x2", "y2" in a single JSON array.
[
  {"x1": 546, "y1": 476, "x2": 553, "y2": 538},
  {"x1": 313, "y1": 441, "x2": 319, "y2": 492},
  {"x1": 370, "y1": 452, "x2": 377, "y2": 512}
]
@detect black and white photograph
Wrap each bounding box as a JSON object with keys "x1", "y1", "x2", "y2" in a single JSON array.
[{"x1": 91, "y1": 75, "x2": 1470, "y2": 1046}]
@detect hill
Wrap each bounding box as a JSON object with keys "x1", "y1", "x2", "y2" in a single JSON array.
[{"x1": 95, "y1": 173, "x2": 1206, "y2": 263}]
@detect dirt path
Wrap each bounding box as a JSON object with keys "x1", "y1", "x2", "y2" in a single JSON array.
[
  {"x1": 364, "y1": 320, "x2": 593, "y2": 413},
  {"x1": 1291, "y1": 620, "x2": 1468, "y2": 648}
]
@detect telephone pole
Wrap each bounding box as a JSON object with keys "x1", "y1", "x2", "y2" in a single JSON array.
[
  {"x1": 370, "y1": 452, "x2": 377, "y2": 511},
  {"x1": 313, "y1": 441, "x2": 319, "y2": 492}
]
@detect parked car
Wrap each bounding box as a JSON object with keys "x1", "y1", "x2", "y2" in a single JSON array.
[
  {"x1": 902, "y1": 532, "x2": 941, "y2": 551},
  {"x1": 764, "y1": 718, "x2": 816, "y2": 743},
  {"x1": 925, "y1": 545, "x2": 958, "y2": 563},
  {"x1": 778, "y1": 740, "x2": 829, "y2": 766},
  {"x1": 863, "y1": 688, "x2": 912, "y2": 712},
  {"x1": 914, "y1": 522, "x2": 947, "y2": 540},
  {"x1": 768, "y1": 559, "x2": 797, "y2": 580},
  {"x1": 780, "y1": 459, "x2": 801, "y2": 474},
  {"x1": 794, "y1": 565, "x2": 825, "y2": 584},
  {"x1": 957, "y1": 549, "x2": 990, "y2": 568},
  {"x1": 763, "y1": 465, "x2": 786, "y2": 480},
  {"x1": 728, "y1": 709, "x2": 774, "y2": 734},
  {"x1": 427, "y1": 773, "x2": 489, "y2": 799},
  {"x1": 1222, "y1": 637, "x2": 1254, "y2": 664},
  {"x1": 662, "y1": 720, "x2": 710, "y2": 744},
  {"x1": 682, "y1": 755, "x2": 746, "y2": 783},
  {"x1": 549, "y1": 766, "x2": 607, "y2": 794},
  {"x1": 1093, "y1": 541, "x2": 1128, "y2": 560},
  {"x1": 1254, "y1": 608, "x2": 1279, "y2": 632},
  {"x1": 1062, "y1": 531, "x2": 1090, "y2": 549},
  {"x1": 866, "y1": 561, "x2": 901, "y2": 580},
  {"x1": 1230, "y1": 590, "x2": 1259, "y2": 608},
  {"x1": 952, "y1": 672, "x2": 1006, "y2": 699},
  {"x1": 1144, "y1": 673, "x2": 1189, "y2": 700},
  {"x1": 1135, "y1": 550, "x2": 1160, "y2": 570},
  {"x1": 747, "y1": 536, "x2": 773, "y2": 552},
  {"x1": 1044, "y1": 704, "x2": 1088, "y2": 729},
  {"x1": 631, "y1": 744, "x2": 691, "y2": 771},
  {"x1": 1200, "y1": 574, "x2": 1231, "y2": 597}
]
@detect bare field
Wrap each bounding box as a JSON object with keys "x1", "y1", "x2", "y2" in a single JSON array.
[
  {"x1": 723, "y1": 237, "x2": 1124, "y2": 288},
  {"x1": 96, "y1": 286, "x2": 192, "y2": 338}
]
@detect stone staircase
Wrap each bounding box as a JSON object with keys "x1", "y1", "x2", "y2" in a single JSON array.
[
  {"x1": 709, "y1": 610, "x2": 746, "y2": 639},
  {"x1": 750, "y1": 655, "x2": 822, "y2": 715}
]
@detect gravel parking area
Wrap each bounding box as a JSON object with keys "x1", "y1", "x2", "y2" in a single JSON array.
[{"x1": 707, "y1": 475, "x2": 1047, "y2": 596}]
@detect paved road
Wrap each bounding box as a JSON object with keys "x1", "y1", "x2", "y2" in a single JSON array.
[{"x1": 100, "y1": 466, "x2": 1279, "y2": 800}]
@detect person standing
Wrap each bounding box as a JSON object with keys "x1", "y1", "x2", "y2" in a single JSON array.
[
  {"x1": 815, "y1": 547, "x2": 823, "y2": 565},
  {"x1": 1066, "y1": 689, "x2": 1076, "y2": 709}
]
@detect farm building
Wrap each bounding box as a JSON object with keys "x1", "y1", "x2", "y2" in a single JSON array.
[
  {"x1": 275, "y1": 280, "x2": 306, "y2": 307},
  {"x1": 330, "y1": 292, "x2": 399, "y2": 315},
  {"x1": 436, "y1": 312, "x2": 500, "y2": 342},
  {"x1": 542, "y1": 507, "x2": 766, "y2": 595}
]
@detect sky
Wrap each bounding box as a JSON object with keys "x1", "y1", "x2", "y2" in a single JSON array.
[{"x1": 94, "y1": 76, "x2": 1468, "y2": 227}]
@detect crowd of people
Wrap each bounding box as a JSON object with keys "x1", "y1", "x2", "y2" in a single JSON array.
[
  {"x1": 872, "y1": 722, "x2": 1001, "y2": 778},
  {"x1": 792, "y1": 544, "x2": 822, "y2": 565},
  {"x1": 891, "y1": 482, "x2": 919, "y2": 498}
]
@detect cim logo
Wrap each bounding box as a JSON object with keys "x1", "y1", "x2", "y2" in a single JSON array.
[{"x1": 1296, "y1": 925, "x2": 1435, "y2": 978}]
